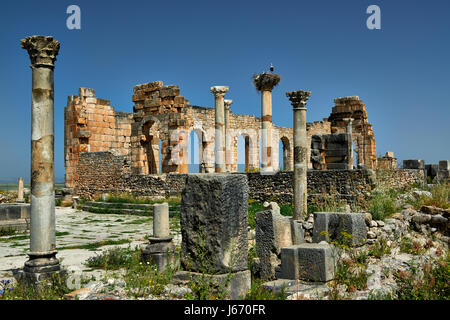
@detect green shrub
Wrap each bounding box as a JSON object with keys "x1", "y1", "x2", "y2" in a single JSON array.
[{"x1": 369, "y1": 192, "x2": 396, "y2": 220}]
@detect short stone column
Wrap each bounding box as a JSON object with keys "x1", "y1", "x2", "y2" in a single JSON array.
[
  {"x1": 21, "y1": 36, "x2": 61, "y2": 280},
  {"x1": 344, "y1": 118, "x2": 354, "y2": 170},
  {"x1": 286, "y1": 90, "x2": 311, "y2": 220},
  {"x1": 253, "y1": 73, "x2": 281, "y2": 173},
  {"x1": 224, "y1": 99, "x2": 233, "y2": 172},
  {"x1": 17, "y1": 178, "x2": 24, "y2": 203},
  {"x1": 141, "y1": 202, "x2": 174, "y2": 271},
  {"x1": 211, "y1": 86, "x2": 229, "y2": 173}
]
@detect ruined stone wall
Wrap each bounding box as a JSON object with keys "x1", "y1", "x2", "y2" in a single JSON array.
[
  {"x1": 328, "y1": 96, "x2": 377, "y2": 169},
  {"x1": 375, "y1": 169, "x2": 425, "y2": 190},
  {"x1": 65, "y1": 83, "x2": 380, "y2": 190},
  {"x1": 64, "y1": 88, "x2": 133, "y2": 188},
  {"x1": 377, "y1": 152, "x2": 398, "y2": 170}
]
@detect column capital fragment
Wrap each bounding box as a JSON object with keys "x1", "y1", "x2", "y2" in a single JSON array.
[
  {"x1": 286, "y1": 90, "x2": 311, "y2": 109},
  {"x1": 224, "y1": 99, "x2": 233, "y2": 110},
  {"x1": 21, "y1": 35, "x2": 60, "y2": 67},
  {"x1": 210, "y1": 86, "x2": 229, "y2": 98},
  {"x1": 253, "y1": 72, "x2": 281, "y2": 91}
]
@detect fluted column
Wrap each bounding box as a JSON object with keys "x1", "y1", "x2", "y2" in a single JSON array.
[
  {"x1": 253, "y1": 73, "x2": 280, "y2": 173},
  {"x1": 21, "y1": 35, "x2": 60, "y2": 279},
  {"x1": 211, "y1": 86, "x2": 229, "y2": 173},
  {"x1": 224, "y1": 99, "x2": 233, "y2": 172},
  {"x1": 286, "y1": 90, "x2": 311, "y2": 220}
]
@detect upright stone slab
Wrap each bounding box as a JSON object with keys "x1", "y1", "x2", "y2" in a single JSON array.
[
  {"x1": 312, "y1": 212, "x2": 367, "y2": 246},
  {"x1": 180, "y1": 174, "x2": 248, "y2": 273},
  {"x1": 255, "y1": 202, "x2": 304, "y2": 280}
]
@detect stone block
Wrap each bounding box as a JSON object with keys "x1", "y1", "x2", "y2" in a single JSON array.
[
  {"x1": 280, "y1": 243, "x2": 336, "y2": 282},
  {"x1": 255, "y1": 202, "x2": 304, "y2": 280},
  {"x1": 180, "y1": 174, "x2": 248, "y2": 274},
  {"x1": 312, "y1": 212, "x2": 367, "y2": 246},
  {"x1": 439, "y1": 160, "x2": 449, "y2": 171},
  {"x1": 403, "y1": 159, "x2": 425, "y2": 169}
]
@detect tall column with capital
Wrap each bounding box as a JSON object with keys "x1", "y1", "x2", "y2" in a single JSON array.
[
  {"x1": 211, "y1": 86, "x2": 229, "y2": 173},
  {"x1": 21, "y1": 36, "x2": 61, "y2": 279},
  {"x1": 253, "y1": 73, "x2": 280, "y2": 173},
  {"x1": 286, "y1": 90, "x2": 311, "y2": 220},
  {"x1": 344, "y1": 118, "x2": 354, "y2": 170},
  {"x1": 224, "y1": 99, "x2": 233, "y2": 172}
]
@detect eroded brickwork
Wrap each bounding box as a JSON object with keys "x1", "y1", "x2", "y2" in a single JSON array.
[{"x1": 64, "y1": 88, "x2": 132, "y2": 188}]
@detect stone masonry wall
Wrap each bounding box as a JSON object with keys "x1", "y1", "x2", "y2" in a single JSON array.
[
  {"x1": 65, "y1": 88, "x2": 133, "y2": 188},
  {"x1": 74, "y1": 152, "x2": 425, "y2": 209}
]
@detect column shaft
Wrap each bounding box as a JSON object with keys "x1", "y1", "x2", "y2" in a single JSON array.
[
  {"x1": 293, "y1": 107, "x2": 307, "y2": 220},
  {"x1": 30, "y1": 65, "x2": 56, "y2": 254},
  {"x1": 261, "y1": 90, "x2": 273, "y2": 172}
]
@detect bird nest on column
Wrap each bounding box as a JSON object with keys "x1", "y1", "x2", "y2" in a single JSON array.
[{"x1": 252, "y1": 72, "x2": 281, "y2": 91}]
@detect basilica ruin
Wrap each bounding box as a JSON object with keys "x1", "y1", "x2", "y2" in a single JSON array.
[{"x1": 64, "y1": 80, "x2": 377, "y2": 189}]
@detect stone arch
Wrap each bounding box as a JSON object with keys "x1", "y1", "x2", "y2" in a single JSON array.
[
  {"x1": 232, "y1": 128, "x2": 259, "y2": 172},
  {"x1": 131, "y1": 115, "x2": 162, "y2": 175},
  {"x1": 188, "y1": 127, "x2": 208, "y2": 173},
  {"x1": 280, "y1": 136, "x2": 292, "y2": 171}
]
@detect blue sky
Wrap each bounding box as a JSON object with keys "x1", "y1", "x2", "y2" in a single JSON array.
[{"x1": 0, "y1": 0, "x2": 449, "y2": 181}]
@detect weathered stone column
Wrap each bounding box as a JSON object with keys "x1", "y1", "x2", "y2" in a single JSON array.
[
  {"x1": 345, "y1": 118, "x2": 354, "y2": 170},
  {"x1": 141, "y1": 202, "x2": 174, "y2": 272},
  {"x1": 253, "y1": 73, "x2": 280, "y2": 173},
  {"x1": 17, "y1": 178, "x2": 24, "y2": 203},
  {"x1": 153, "y1": 203, "x2": 169, "y2": 238},
  {"x1": 224, "y1": 99, "x2": 233, "y2": 172},
  {"x1": 211, "y1": 86, "x2": 229, "y2": 173},
  {"x1": 286, "y1": 90, "x2": 311, "y2": 220},
  {"x1": 21, "y1": 36, "x2": 60, "y2": 279}
]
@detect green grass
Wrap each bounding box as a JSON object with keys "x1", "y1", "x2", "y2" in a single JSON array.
[
  {"x1": 58, "y1": 239, "x2": 131, "y2": 251},
  {"x1": 368, "y1": 190, "x2": 397, "y2": 221},
  {"x1": 97, "y1": 193, "x2": 181, "y2": 207}
]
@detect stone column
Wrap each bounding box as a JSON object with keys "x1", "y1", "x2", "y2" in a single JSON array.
[
  {"x1": 345, "y1": 118, "x2": 354, "y2": 170},
  {"x1": 153, "y1": 203, "x2": 169, "y2": 238},
  {"x1": 224, "y1": 99, "x2": 233, "y2": 172},
  {"x1": 21, "y1": 36, "x2": 60, "y2": 279},
  {"x1": 286, "y1": 90, "x2": 311, "y2": 220},
  {"x1": 17, "y1": 178, "x2": 24, "y2": 203},
  {"x1": 211, "y1": 86, "x2": 229, "y2": 173},
  {"x1": 253, "y1": 73, "x2": 280, "y2": 173},
  {"x1": 141, "y1": 202, "x2": 174, "y2": 271}
]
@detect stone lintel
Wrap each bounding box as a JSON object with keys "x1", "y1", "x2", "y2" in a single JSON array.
[
  {"x1": 21, "y1": 35, "x2": 60, "y2": 67},
  {"x1": 253, "y1": 72, "x2": 281, "y2": 91},
  {"x1": 286, "y1": 90, "x2": 311, "y2": 109}
]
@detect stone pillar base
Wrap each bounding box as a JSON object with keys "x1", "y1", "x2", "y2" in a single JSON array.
[
  {"x1": 20, "y1": 251, "x2": 61, "y2": 283},
  {"x1": 141, "y1": 236, "x2": 176, "y2": 272},
  {"x1": 172, "y1": 269, "x2": 251, "y2": 300}
]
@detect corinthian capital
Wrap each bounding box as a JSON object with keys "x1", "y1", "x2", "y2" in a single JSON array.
[
  {"x1": 21, "y1": 35, "x2": 60, "y2": 67},
  {"x1": 210, "y1": 86, "x2": 229, "y2": 98},
  {"x1": 286, "y1": 90, "x2": 311, "y2": 109},
  {"x1": 224, "y1": 99, "x2": 233, "y2": 110}
]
